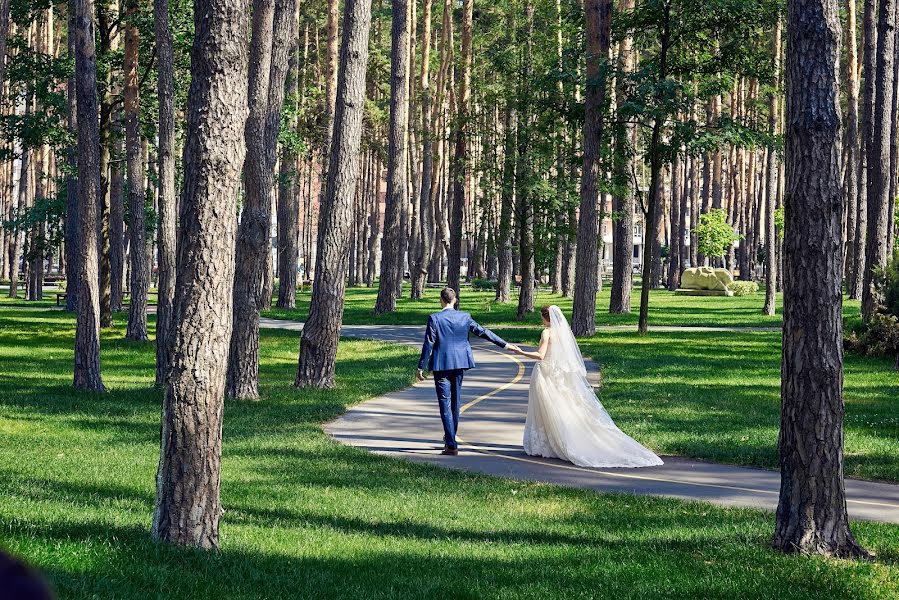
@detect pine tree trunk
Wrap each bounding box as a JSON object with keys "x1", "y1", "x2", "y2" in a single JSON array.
[
  {"x1": 151, "y1": 0, "x2": 249, "y2": 548},
  {"x1": 764, "y1": 21, "x2": 781, "y2": 316},
  {"x1": 154, "y1": 0, "x2": 177, "y2": 383},
  {"x1": 296, "y1": 0, "x2": 372, "y2": 388},
  {"x1": 516, "y1": 4, "x2": 536, "y2": 319},
  {"x1": 124, "y1": 1, "x2": 147, "y2": 341},
  {"x1": 572, "y1": 0, "x2": 613, "y2": 335},
  {"x1": 496, "y1": 100, "x2": 516, "y2": 304},
  {"x1": 862, "y1": 0, "x2": 897, "y2": 321},
  {"x1": 228, "y1": 0, "x2": 298, "y2": 399},
  {"x1": 72, "y1": 0, "x2": 105, "y2": 391},
  {"x1": 852, "y1": 0, "x2": 877, "y2": 299},
  {"x1": 109, "y1": 134, "x2": 124, "y2": 312},
  {"x1": 374, "y1": 0, "x2": 410, "y2": 314},
  {"x1": 410, "y1": 0, "x2": 434, "y2": 300},
  {"x1": 446, "y1": 0, "x2": 472, "y2": 296},
  {"x1": 276, "y1": 20, "x2": 301, "y2": 309},
  {"x1": 775, "y1": 0, "x2": 868, "y2": 558},
  {"x1": 667, "y1": 156, "x2": 682, "y2": 291},
  {"x1": 0, "y1": 0, "x2": 9, "y2": 93},
  {"x1": 844, "y1": 0, "x2": 861, "y2": 289},
  {"x1": 64, "y1": 2, "x2": 79, "y2": 312},
  {"x1": 609, "y1": 0, "x2": 633, "y2": 314}
]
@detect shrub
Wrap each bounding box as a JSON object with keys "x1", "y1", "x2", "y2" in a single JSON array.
[
  {"x1": 693, "y1": 209, "x2": 740, "y2": 260},
  {"x1": 845, "y1": 250, "x2": 899, "y2": 370},
  {"x1": 471, "y1": 278, "x2": 497, "y2": 291},
  {"x1": 727, "y1": 281, "x2": 759, "y2": 296}
]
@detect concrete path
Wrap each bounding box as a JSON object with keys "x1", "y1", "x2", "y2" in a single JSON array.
[{"x1": 271, "y1": 318, "x2": 899, "y2": 523}]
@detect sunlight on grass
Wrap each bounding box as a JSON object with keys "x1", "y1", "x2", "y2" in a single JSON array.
[{"x1": 0, "y1": 305, "x2": 896, "y2": 598}]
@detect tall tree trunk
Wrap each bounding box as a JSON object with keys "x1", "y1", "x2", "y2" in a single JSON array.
[
  {"x1": 228, "y1": 0, "x2": 298, "y2": 399},
  {"x1": 64, "y1": 1, "x2": 79, "y2": 312},
  {"x1": 862, "y1": 0, "x2": 897, "y2": 321},
  {"x1": 637, "y1": 3, "x2": 670, "y2": 335},
  {"x1": 609, "y1": 0, "x2": 633, "y2": 313},
  {"x1": 0, "y1": 0, "x2": 9, "y2": 93},
  {"x1": 124, "y1": 0, "x2": 147, "y2": 341},
  {"x1": 844, "y1": 0, "x2": 861, "y2": 289},
  {"x1": 852, "y1": 0, "x2": 877, "y2": 299},
  {"x1": 775, "y1": 0, "x2": 868, "y2": 558},
  {"x1": 295, "y1": 0, "x2": 372, "y2": 388},
  {"x1": 374, "y1": 0, "x2": 410, "y2": 314},
  {"x1": 151, "y1": 0, "x2": 250, "y2": 548},
  {"x1": 763, "y1": 21, "x2": 781, "y2": 316},
  {"x1": 276, "y1": 17, "x2": 301, "y2": 309},
  {"x1": 109, "y1": 133, "x2": 124, "y2": 312},
  {"x1": 72, "y1": 0, "x2": 105, "y2": 391},
  {"x1": 446, "y1": 0, "x2": 472, "y2": 296},
  {"x1": 154, "y1": 0, "x2": 177, "y2": 383},
  {"x1": 516, "y1": 3, "x2": 536, "y2": 319},
  {"x1": 572, "y1": 0, "x2": 613, "y2": 336},
  {"x1": 667, "y1": 156, "x2": 682, "y2": 291},
  {"x1": 496, "y1": 99, "x2": 516, "y2": 303},
  {"x1": 410, "y1": 0, "x2": 434, "y2": 300}
]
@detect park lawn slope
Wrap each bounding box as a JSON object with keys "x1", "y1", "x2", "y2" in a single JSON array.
[{"x1": 0, "y1": 306, "x2": 896, "y2": 599}]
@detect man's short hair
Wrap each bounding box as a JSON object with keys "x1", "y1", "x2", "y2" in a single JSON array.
[{"x1": 440, "y1": 287, "x2": 457, "y2": 306}]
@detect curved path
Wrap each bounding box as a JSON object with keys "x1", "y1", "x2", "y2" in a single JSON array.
[{"x1": 261, "y1": 318, "x2": 899, "y2": 523}]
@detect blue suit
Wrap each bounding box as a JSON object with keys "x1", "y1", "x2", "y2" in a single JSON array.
[{"x1": 418, "y1": 309, "x2": 508, "y2": 450}]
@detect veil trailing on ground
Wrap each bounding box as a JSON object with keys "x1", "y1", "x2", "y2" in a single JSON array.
[{"x1": 544, "y1": 305, "x2": 587, "y2": 377}]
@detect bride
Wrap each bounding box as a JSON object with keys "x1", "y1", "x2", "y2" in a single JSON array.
[{"x1": 510, "y1": 305, "x2": 663, "y2": 468}]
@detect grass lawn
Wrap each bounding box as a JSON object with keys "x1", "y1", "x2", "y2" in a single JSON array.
[
  {"x1": 263, "y1": 283, "x2": 864, "y2": 329},
  {"x1": 489, "y1": 327, "x2": 899, "y2": 483},
  {"x1": 1, "y1": 306, "x2": 897, "y2": 598}
]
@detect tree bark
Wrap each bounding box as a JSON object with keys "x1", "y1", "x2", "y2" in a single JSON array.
[
  {"x1": 154, "y1": 0, "x2": 177, "y2": 383},
  {"x1": 64, "y1": 0, "x2": 79, "y2": 312},
  {"x1": 228, "y1": 0, "x2": 298, "y2": 399},
  {"x1": 609, "y1": 0, "x2": 634, "y2": 313},
  {"x1": 843, "y1": 0, "x2": 861, "y2": 290},
  {"x1": 446, "y1": 0, "x2": 472, "y2": 296},
  {"x1": 0, "y1": 0, "x2": 9, "y2": 94},
  {"x1": 295, "y1": 0, "x2": 372, "y2": 388},
  {"x1": 72, "y1": 0, "x2": 105, "y2": 391},
  {"x1": 516, "y1": 3, "x2": 536, "y2": 319},
  {"x1": 775, "y1": 0, "x2": 868, "y2": 558},
  {"x1": 763, "y1": 21, "x2": 781, "y2": 316},
  {"x1": 374, "y1": 0, "x2": 410, "y2": 314},
  {"x1": 276, "y1": 18, "x2": 302, "y2": 309},
  {"x1": 151, "y1": 0, "x2": 250, "y2": 548},
  {"x1": 852, "y1": 0, "x2": 877, "y2": 299},
  {"x1": 667, "y1": 156, "x2": 682, "y2": 291},
  {"x1": 124, "y1": 0, "x2": 147, "y2": 341},
  {"x1": 410, "y1": 0, "x2": 434, "y2": 300},
  {"x1": 572, "y1": 0, "x2": 613, "y2": 336},
  {"x1": 862, "y1": 0, "x2": 897, "y2": 321}
]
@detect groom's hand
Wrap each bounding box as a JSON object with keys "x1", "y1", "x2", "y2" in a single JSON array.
[
  {"x1": 417, "y1": 369, "x2": 425, "y2": 382},
  {"x1": 505, "y1": 343, "x2": 520, "y2": 354}
]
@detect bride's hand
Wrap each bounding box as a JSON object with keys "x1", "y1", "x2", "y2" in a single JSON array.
[{"x1": 506, "y1": 343, "x2": 521, "y2": 354}]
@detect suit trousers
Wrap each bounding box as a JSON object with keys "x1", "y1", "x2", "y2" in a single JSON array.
[{"x1": 433, "y1": 369, "x2": 465, "y2": 449}]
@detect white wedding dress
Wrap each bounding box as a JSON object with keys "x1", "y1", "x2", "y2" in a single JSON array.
[{"x1": 523, "y1": 306, "x2": 664, "y2": 468}]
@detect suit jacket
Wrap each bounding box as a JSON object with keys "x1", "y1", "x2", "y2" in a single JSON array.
[{"x1": 418, "y1": 309, "x2": 508, "y2": 372}]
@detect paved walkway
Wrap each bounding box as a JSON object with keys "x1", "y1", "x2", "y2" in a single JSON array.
[{"x1": 273, "y1": 318, "x2": 899, "y2": 522}]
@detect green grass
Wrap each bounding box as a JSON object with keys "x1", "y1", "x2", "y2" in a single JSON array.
[
  {"x1": 489, "y1": 327, "x2": 899, "y2": 483},
  {"x1": 1, "y1": 306, "x2": 897, "y2": 597},
  {"x1": 263, "y1": 283, "x2": 864, "y2": 329}
]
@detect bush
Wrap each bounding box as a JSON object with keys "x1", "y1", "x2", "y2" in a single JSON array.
[
  {"x1": 845, "y1": 250, "x2": 899, "y2": 369},
  {"x1": 727, "y1": 281, "x2": 759, "y2": 296},
  {"x1": 471, "y1": 278, "x2": 497, "y2": 291}
]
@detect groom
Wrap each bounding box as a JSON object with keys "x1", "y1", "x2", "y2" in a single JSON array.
[{"x1": 417, "y1": 287, "x2": 519, "y2": 455}]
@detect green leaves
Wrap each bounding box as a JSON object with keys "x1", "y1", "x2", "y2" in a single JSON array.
[{"x1": 693, "y1": 208, "x2": 740, "y2": 259}]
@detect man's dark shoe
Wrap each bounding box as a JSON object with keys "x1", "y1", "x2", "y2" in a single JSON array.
[{"x1": 440, "y1": 447, "x2": 459, "y2": 456}]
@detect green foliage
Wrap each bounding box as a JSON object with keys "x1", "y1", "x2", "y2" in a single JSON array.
[
  {"x1": 727, "y1": 281, "x2": 759, "y2": 296},
  {"x1": 471, "y1": 278, "x2": 498, "y2": 292},
  {"x1": 773, "y1": 207, "x2": 785, "y2": 240},
  {"x1": 846, "y1": 251, "x2": 899, "y2": 368},
  {"x1": 693, "y1": 209, "x2": 740, "y2": 259}
]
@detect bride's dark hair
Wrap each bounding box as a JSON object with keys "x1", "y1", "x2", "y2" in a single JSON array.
[{"x1": 540, "y1": 306, "x2": 552, "y2": 321}]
